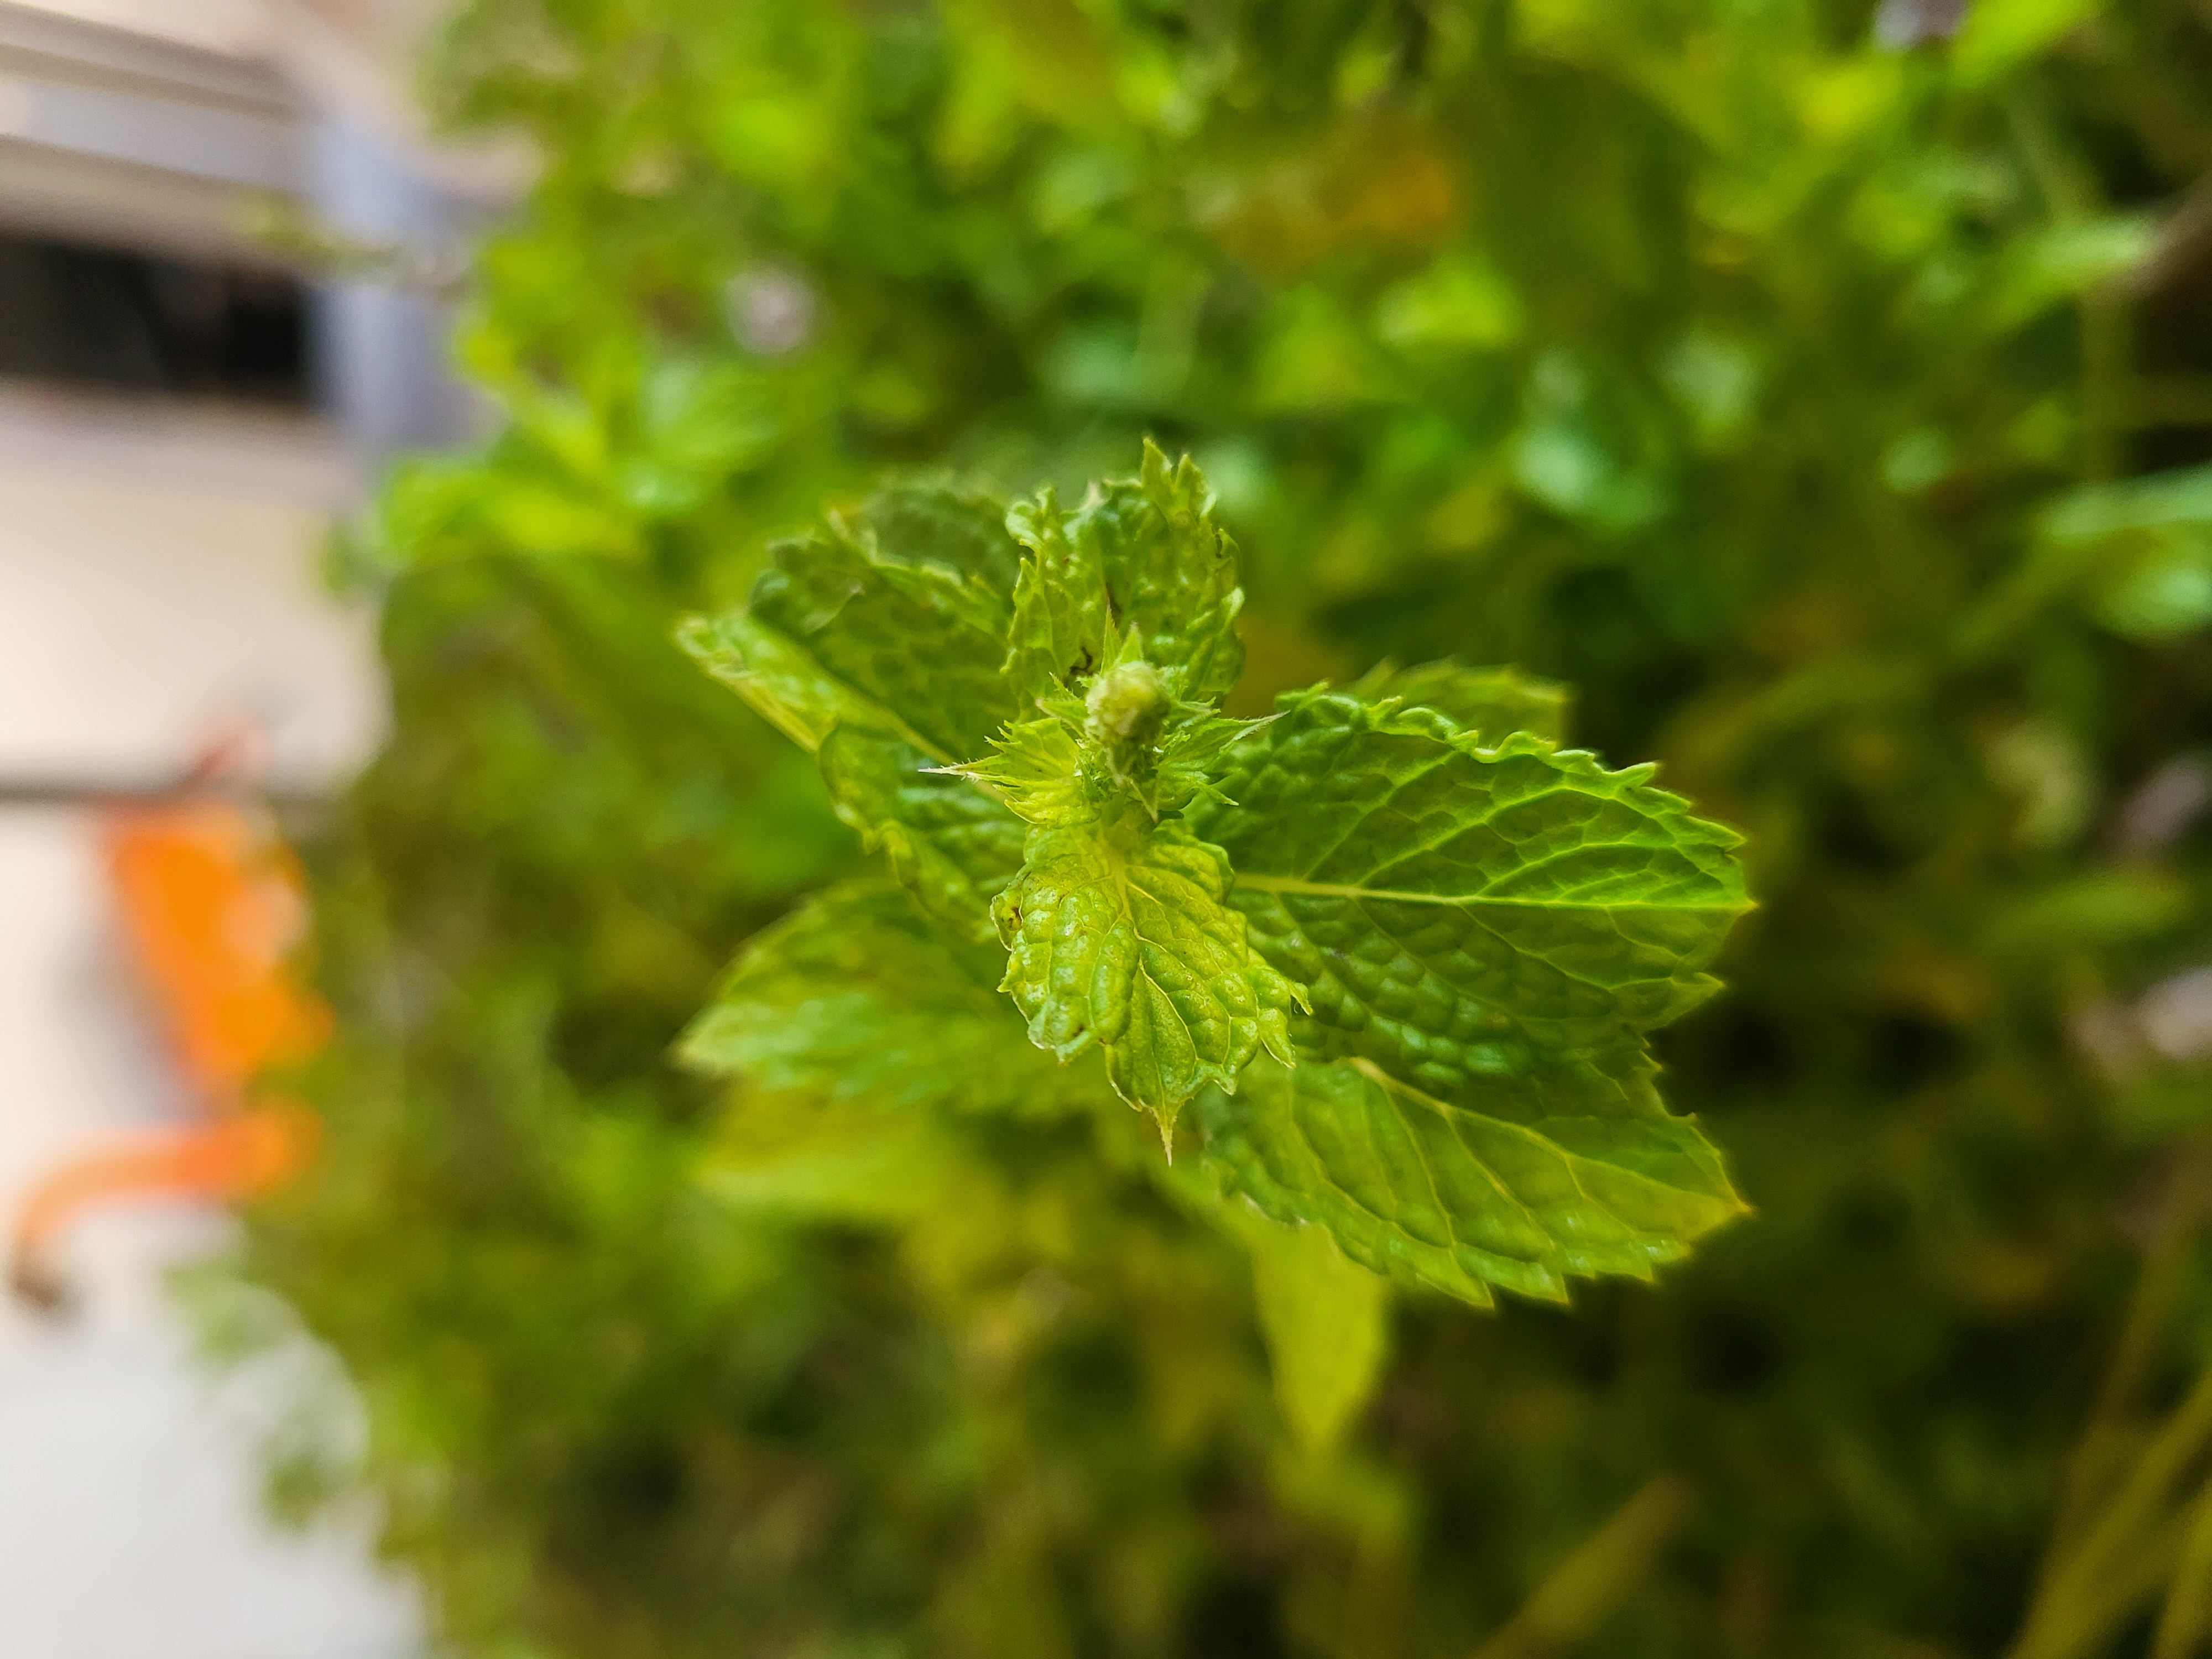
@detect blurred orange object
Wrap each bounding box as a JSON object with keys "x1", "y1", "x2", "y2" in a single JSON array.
[
  {"x1": 8, "y1": 794, "x2": 328, "y2": 1312},
  {"x1": 103, "y1": 802, "x2": 330, "y2": 1093}
]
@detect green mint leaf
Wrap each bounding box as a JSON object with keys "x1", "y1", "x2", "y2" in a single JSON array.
[
  {"x1": 818, "y1": 729, "x2": 1023, "y2": 938},
  {"x1": 680, "y1": 481, "x2": 1030, "y2": 928},
  {"x1": 1349, "y1": 659, "x2": 1571, "y2": 744},
  {"x1": 677, "y1": 608, "x2": 882, "y2": 753},
  {"x1": 1236, "y1": 1209, "x2": 1391, "y2": 1449},
  {"x1": 680, "y1": 481, "x2": 1022, "y2": 761},
  {"x1": 1005, "y1": 438, "x2": 1245, "y2": 711},
  {"x1": 992, "y1": 810, "x2": 1303, "y2": 1142},
  {"x1": 1184, "y1": 688, "x2": 1750, "y2": 1302},
  {"x1": 1199, "y1": 1057, "x2": 1745, "y2": 1306},
  {"x1": 850, "y1": 475, "x2": 1026, "y2": 596},
  {"x1": 1189, "y1": 690, "x2": 1749, "y2": 1120},
  {"x1": 681, "y1": 879, "x2": 1101, "y2": 1119}
]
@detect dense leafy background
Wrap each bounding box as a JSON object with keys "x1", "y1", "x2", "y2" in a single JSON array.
[{"x1": 213, "y1": 0, "x2": 2212, "y2": 1653}]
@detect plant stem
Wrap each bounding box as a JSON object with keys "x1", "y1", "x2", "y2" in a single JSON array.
[
  {"x1": 2046, "y1": 1203, "x2": 2197, "y2": 1560},
  {"x1": 2011, "y1": 1366, "x2": 2212, "y2": 1659},
  {"x1": 1472, "y1": 1475, "x2": 1692, "y2": 1659},
  {"x1": 2150, "y1": 1481, "x2": 2212, "y2": 1659}
]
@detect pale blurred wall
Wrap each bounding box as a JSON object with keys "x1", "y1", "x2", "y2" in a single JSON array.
[
  {"x1": 0, "y1": 400, "x2": 418, "y2": 1656},
  {"x1": 0, "y1": 4, "x2": 489, "y2": 1653}
]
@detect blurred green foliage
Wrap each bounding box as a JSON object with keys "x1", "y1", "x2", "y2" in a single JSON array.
[{"x1": 215, "y1": 0, "x2": 2212, "y2": 1653}]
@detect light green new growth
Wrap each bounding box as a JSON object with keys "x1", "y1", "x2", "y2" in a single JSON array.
[
  {"x1": 1005, "y1": 441, "x2": 1244, "y2": 710},
  {"x1": 992, "y1": 812, "x2": 1301, "y2": 1145},
  {"x1": 1086, "y1": 658, "x2": 1169, "y2": 786},
  {"x1": 678, "y1": 441, "x2": 1751, "y2": 1324}
]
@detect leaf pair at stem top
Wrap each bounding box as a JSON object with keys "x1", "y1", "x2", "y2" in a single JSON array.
[{"x1": 678, "y1": 440, "x2": 1754, "y2": 1312}]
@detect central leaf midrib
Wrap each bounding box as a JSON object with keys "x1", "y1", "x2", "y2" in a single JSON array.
[{"x1": 1122, "y1": 847, "x2": 1216, "y2": 1078}]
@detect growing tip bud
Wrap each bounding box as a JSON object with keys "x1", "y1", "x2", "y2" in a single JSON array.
[{"x1": 1085, "y1": 659, "x2": 1169, "y2": 755}]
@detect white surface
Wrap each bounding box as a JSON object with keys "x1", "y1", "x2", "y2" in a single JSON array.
[
  {"x1": 0, "y1": 404, "x2": 422, "y2": 1656},
  {"x1": 0, "y1": 388, "x2": 374, "y2": 787}
]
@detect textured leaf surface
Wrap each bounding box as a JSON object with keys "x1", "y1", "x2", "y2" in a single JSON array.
[
  {"x1": 992, "y1": 813, "x2": 1300, "y2": 1133},
  {"x1": 684, "y1": 453, "x2": 1750, "y2": 1307},
  {"x1": 1239, "y1": 1211, "x2": 1391, "y2": 1448},
  {"x1": 681, "y1": 880, "x2": 1101, "y2": 1119},
  {"x1": 1350, "y1": 659, "x2": 1571, "y2": 744},
  {"x1": 817, "y1": 728, "x2": 1023, "y2": 937},
  {"x1": 1199, "y1": 1058, "x2": 1745, "y2": 1305},
  {"x1": 677, "y1": 608, "x2": 891, "y2": 753},
  {"x1": 1190, "y1": 690, "x2": 1749, "y2": 1119},
  {"x1": 681, "y1": 482, "x2": 1022, "y2": 761},
  {"x1": 851, "y1": 477, "x2": 1026, "y2": 595},
  {"x1": 1005, "y1": 439, "x2": 1245, "y2": 710},
  {"x1": 681, "y1": 483, "x2": 1031, "y2": 926}
]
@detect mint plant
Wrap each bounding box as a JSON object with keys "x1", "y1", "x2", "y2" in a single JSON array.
[
  {"x1": 679, "y1": 442, "x2": 1752, "y2": 1313},
  {"x1": 222, "y1": 0, "x2": 2212, "y2": 1644}
]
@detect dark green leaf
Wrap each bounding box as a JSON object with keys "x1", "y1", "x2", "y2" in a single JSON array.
[
  {"x1": 1192, "y1": 690, "x2": 1749, "y2": 1120},
  {"x1": 817, "y1": 728, "x2": 1024, "y2": 938},
  {"x1": 1349, "y1": 659, "x2": 1571, "y2": 744},
  {"x1": 1199, "y1": 1057, "x2": 1745, "y2": 1306},
  {"x1": 684, "y1": 482, "x2": 1025, "y2": 761},
  {"x1": 682, "y1": 879, "x2": 1102, "y2": 1118}
]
